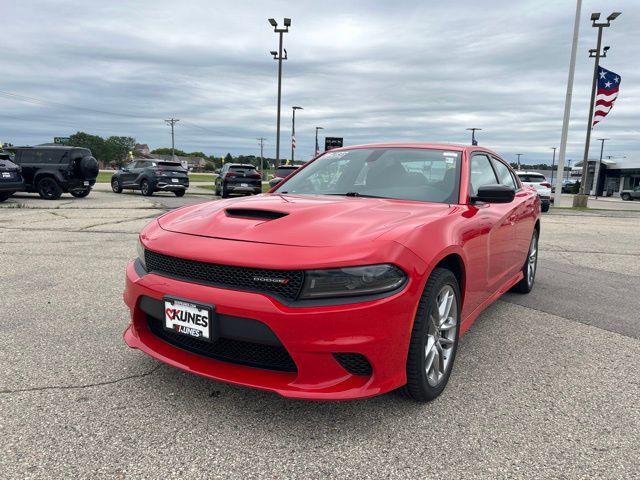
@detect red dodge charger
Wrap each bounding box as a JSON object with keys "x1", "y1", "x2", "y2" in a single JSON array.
[{"x1": 123, "y1": 144, "x2": 540, "y2": 401}]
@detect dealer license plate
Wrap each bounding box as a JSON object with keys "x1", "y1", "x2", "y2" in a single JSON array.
[
  {"x1": 241, "y1": 183, "x2": 248, "y2": 187},
  {"x1": 83, "y1": 181, "x2": 90, "y2": 186},
  {"x1": 164, "y1": 298, "x2": 213, "y2": 341},
  {"x1": 171, "y1": 178, "x2": 179, "y2": 183}
]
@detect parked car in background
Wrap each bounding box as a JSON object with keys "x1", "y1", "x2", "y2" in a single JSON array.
[
  {"x1": 269, "y1": 165, "x2": 299, "y2": 188},
  {"x1": 621, "y1": 186, "x2": 640, "y2": 201},
  {"x1": 124, "y1": 143, "x2": 540, "y2": 402},
  {"x1": 111, "y1": 160, "x2": 189, "y2": 197},
  {"x1": 0, "y1": 152, "x2": 24, "y2": 202},
  {"x1": 554, "y1": 178, "x2": 579, "y2": 194},
  {"x1": 7, "y1": 146, "x2": 98, "y2": 200},
  {"x1": 214, "y1": 163, "x2": 261, "y2": 197},
  {"x1": 516, "y1": 171, "x2": 552, "y2": 212}
]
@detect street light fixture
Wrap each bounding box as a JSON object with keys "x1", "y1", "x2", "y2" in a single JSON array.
[
  {"x1": 315, "y1": 126, "x2": 324, "y2": 157},
  {"x1": 268, "y1": 17, "x2": 291, "y2": 168},
  {"x1": 466, "y1": 127, "x2": 481, "y2": 146},
  {"x1": 291, "y1": 106, "x2": 303, "y2": 163},
  {"x1": 577, "y1": 10, "x2": 621, "y2": 204}
]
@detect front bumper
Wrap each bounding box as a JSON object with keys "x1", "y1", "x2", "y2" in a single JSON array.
[{"x1": 123, "y1": 254, "x2": 422, "y2": 400}]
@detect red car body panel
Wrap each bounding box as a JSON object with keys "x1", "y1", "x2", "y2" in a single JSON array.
[{"x1": 123, "y1": 143, "x2": 540, "y2": 399}]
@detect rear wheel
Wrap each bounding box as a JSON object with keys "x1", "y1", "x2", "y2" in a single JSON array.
[
  {"x1": 402, "y1": 268, "x2": 460, "y2": 402},
  {"x1": 36, "y1": 177, "x2": 63, "y2": 200},
  {"x1": 221, "y1": 183, "x2": 229, "y2": 198},
  {"x1": 621, "y1": 193, "x2": 631, "y2": 201},
  {"x1": 140, "y1": 179, "x2": 153, "y2": 196},
  {"x1": 541, "y1": 203, "x2": 550, "y2": 212},
  {"x1": 111, "y1": 178, "x2": 123, "y2": 193},
  {"x1": 0, "y1": 192, "x2": 12, "y2": 202},
  {"x1": 174, "y1": 189, "x2": 185, "y2": 197},
  {"x1": 512, "y1": 229, "x2": 538, "y2": 294}
]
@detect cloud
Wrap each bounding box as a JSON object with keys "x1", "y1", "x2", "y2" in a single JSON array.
[{"x1": 1, "y1": 0, "x2": 638, "y2": 164}]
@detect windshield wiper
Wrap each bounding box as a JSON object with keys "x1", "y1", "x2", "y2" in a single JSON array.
[{"x1": 326, "y1": 192, "x2": 387, "y2": 199}]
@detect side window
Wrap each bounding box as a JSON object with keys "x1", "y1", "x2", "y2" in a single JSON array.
[
  {"x1": 469, "y1": 154, "x2": 498, "y2": 196},
  {"x1": 492, "y1": 158, "x2": 516, "y2": 189}
]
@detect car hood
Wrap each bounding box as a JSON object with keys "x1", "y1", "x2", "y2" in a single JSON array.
[{"x1": 158, "y1": 194, "x2": 452, "y2": 247}]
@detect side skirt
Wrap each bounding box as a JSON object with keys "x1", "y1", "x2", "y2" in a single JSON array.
[{"x1": 459, "y1": 271, "x2": 523, "y2": 336}]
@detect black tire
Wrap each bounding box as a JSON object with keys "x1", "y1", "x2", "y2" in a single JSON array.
[
  {"x1": 111, "y1": 178, "x2": 123, "y2": 193},
  {"x1": 221, "y1": 183, "x2": 229, "y2": 198},
  {"x1": 214, "y1": 183, "x2": 220, "y2": 196},
  {"x1": 36, "y1": 177, "x2": 63, "y2": 200},
  {"x1": 140, "y1": 179, "x2": 153, "y2": 196},
  {"x1": 511, "y1": 229, "x2": 539, "y2": 294},
  {"x1": 402, "y1": 268, "x2": 461, "y2": 402},
  {"x1": 70, "y1": 188, "x2": 91, "y2": 198},
  {"x1": 621, "y1": 193, "x2": 631, "y2": 201},
  {"x1": 174, "y1": 189, "x2": 186, "y2": 197},
  {"x1": 541, "y1": 203, "x2": 550, "y2": 213},
  {"x1": 0, "y1": 192, "x2": 13, "y2": 202}
]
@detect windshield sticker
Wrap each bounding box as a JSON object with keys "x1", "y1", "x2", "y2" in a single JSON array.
[
  {"x1": 443, "y1": 151, "x2": 458, "y2": 157},
  {"x1": 324, "y1": 151, "x2": 348, "y2": 159}
]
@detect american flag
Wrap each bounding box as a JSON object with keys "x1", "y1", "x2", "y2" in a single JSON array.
[
  {"x1": 292, "y1": 134, "x2": 296, "y2": 150},
  {"x1": 593, "y1": 66, "x2": 621, "y2": 127}
]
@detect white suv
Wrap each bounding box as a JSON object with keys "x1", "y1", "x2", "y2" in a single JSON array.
[{"x1": 516, "y1": 171, "x2": 552, "y2": 212}]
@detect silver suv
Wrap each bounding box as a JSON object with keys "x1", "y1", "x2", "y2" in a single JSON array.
[{"x1": 516, "y1": 171, "x2": 552, "y2": 212}]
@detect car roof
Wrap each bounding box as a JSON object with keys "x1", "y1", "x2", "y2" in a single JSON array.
[
  {"x1": 227, "y1": 163, "x2": 256, "y2": 167},
  {"x1": 515, "y1": 171, "x2": 546, "y2": 176},
  {"x1": 322, "y1": 142, "x2": 508, "y2": 158}
]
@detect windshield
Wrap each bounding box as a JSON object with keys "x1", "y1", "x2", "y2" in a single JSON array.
[{"x1": 274, "y1": 148, "x2": 461, "y2": 203}]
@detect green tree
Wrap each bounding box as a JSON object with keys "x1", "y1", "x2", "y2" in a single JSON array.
[
  {"x1": 105, "y1": 136, "x2": 136, "y2": 167},
  {"x1": 224, "y1": 153, "x2": 233, "y2": 164},
  {"x1": 68, "y1": 132, "x2": 107, "y2": 160},
  {"x1": 151, "y1": 147, "x2": 188, "y2": 157}
]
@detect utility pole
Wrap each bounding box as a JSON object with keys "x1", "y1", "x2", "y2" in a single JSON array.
[
  {"x1": 550, "y1": 147, "x2": 557, "y2": 184},
  {"x1": 269, "y1": 18, "x2": 291, "y2": 169},
  {"x1": 164, "y1": 118, "x2": 179, "y2": 159},
  {"x1": 593, "y1": 138, "x2": 609, "y2": 198},
  {"x1": 516, "y1": 154, "x2": 523, "y2": 170},
  {"x1": 466, "y1": 127, "x2": 481, "y2": 146},
  {"x1": 291, "y1": 106, "x2": 303, "y2": 164},
  {"x1": 257, "y1": 137, "x2": 266, "y2": 179},
  {"x1": 555, "y1": 0, "x2": 582, "y2": 207},
  {"x1": 575, "y1": 10, "x2": 621, "y2": 207},
  {"x1": 315, "y1": 126, "x2": 324, "y2": 157},
  {"x1": 567, "y1": 159, "x2": 572, "y2": 181}
]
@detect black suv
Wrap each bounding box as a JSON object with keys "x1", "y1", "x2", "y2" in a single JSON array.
[
  {"x1": 111, "y1": 159, "x2": 189, "y2": 197},
  {"x1": 0, "y1": 152, "x2": 24, "y2": 202},
  {"x1": 214, "y1": 163, "x2": 261, "y2": 197},
  {"x1": 8, "y1": 146, "x2": 99, "y2": 200}
]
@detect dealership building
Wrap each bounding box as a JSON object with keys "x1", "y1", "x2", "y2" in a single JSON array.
[{"x1": 574, "y1": 157, "x2": 640, "y2": 196}]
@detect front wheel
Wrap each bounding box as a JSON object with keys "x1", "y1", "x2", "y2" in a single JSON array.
[
  {"x1": 111, "y1": 178, "x2": 123, "y2": 193},
  {"x1": 402, "y1": 268, "x2": 461, "y2": 402},
  {"x1": 511, "y1": 229, "x2": 539, "y2": 294},
  {"x1": 621, "y1": 193, "x2": 631, "y2": 201},
  {"x1": 70, "y1": 188, "x2": 91, "y2": 198},
  {"x1": 140, "y1": 180, "x2": 153, "y2": 196},
  {"x1": 36, "y1": 177, "x2": 63, "y2": 200}
]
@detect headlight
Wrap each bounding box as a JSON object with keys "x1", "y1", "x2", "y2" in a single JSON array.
[
  {"x1": 299, "y1": 264, "x2": 406, "y2": 299},
  {"x1": 137, "y1": 238, "x2": 146, "y2": 270}
]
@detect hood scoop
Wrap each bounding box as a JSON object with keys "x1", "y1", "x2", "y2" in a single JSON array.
[{"x1": 224, "y1": 208, "x2": 289, "y2": 221}]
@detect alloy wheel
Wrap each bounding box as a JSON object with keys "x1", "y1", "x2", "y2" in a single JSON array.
[
  {"x1": 425, "y1": 285, "x2": 458, "y2": 387},
  {"x1": 527, "y1": 232, "x2": 538, "y2": 286}
]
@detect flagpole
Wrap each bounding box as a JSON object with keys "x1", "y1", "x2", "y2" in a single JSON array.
[{"x1": 555, "y1": 0, "x2": 581, "y2": 206}]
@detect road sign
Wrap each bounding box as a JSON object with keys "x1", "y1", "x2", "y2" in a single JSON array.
[
  {"x1": 325, "y1": 137, "x2": 343, "y2": 151},
  {"x1": 54, "y1": 137, "x2": 70, "y2": 145}
]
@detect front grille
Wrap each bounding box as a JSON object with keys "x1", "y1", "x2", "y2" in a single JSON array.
[
  {"x1": 333, "y1": 353, "x2": 372, "y2": 376},
  {"x1": 147, "y1": 315, "x2": 297, "y2": 372},
  {"x1": 145, "y1": 250, "x2": 304, "y2": 300}
]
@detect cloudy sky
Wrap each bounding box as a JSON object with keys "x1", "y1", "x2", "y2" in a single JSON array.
[{"x1": 2, "y1": 0, "x2": 638, "y2": 164}]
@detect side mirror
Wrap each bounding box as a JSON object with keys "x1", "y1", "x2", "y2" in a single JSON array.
[{"x1": 473, "y1": 184, "x2": 515, "y2": 204}]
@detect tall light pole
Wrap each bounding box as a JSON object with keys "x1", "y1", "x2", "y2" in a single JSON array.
[
  {"x1": 576, "y1": 11, "x2": 621, "y2": 206},
  {"x1": 466, "y1": 127, "x2": 481, "y2": 146},
  {"x1": 567, "y1": 159, "x2": 572, "y2": 181},
  {"x1": 550, "y1": 147, "x2": 557, "y2": 184},
  {"x1": 257, "y1": 137, "x2": 266, "y2": 179},
  {"x1": 593, "y1": 138, "x2": 609, "y2": 198},
  {"x1": 516, "y1": 153, "x2": 523, "y2": 170},
  {"x1": 315, "y1": 126, "x2": 324, "y2": 157},
  {"x1": 291, "y1": 106, "x2": 303, "y2": 164},
  {"x1": 164, "y1": 118, "x2": 179, "y2": 158},
  {"x1": 555, "y1": 0, "x2": 582, "y2": 206},
  {"x1": 268, "y1": 17, "x2": 291, "y2": 169}
]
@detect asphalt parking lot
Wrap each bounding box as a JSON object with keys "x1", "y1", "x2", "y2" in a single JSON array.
[{"x1": 1, "y1": 190, "x2": 639, "y2": 479}]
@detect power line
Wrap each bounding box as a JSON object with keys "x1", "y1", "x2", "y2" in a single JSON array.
[{"x1": 164, "y1": 118, "x2": 179, "y2": 158}]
